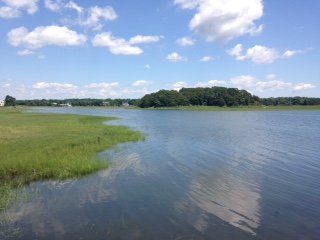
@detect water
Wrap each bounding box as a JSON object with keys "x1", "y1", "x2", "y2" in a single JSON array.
[{"x1": 1, "y1": 108, "x2": 320, "y2": 239}]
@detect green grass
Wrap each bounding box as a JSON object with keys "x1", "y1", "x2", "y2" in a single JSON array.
[
  {"x1": 143, "y1": 105, "x2": 320, "y2": 111},
  {"x1": 0, "y1": 108, "x2": 142, "y2": 210}
]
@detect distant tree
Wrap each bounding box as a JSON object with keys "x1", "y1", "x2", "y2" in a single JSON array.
[
  {"x1": 139, "y1": 90, "x2": 189, "y2": 108},
  {"x1": 4, "y1": 95, "x2": 16, "y2": 106}
]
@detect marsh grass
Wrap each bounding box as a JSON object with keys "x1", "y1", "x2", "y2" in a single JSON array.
[{"x1": 0, "y1": 108, "x2": 141, "y2": 210}]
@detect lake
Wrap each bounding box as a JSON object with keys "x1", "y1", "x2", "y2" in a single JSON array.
[{"x1": 1, "y1": 108, "x2": 320, "y2": 239}]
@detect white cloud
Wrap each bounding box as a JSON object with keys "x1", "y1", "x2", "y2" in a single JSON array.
[
  {"x1": 129, "y1": 35, "x2": 162, "y2": 45},
  {"x1": 166, "y1": 52, "x2": 187, "y2": 62},
  {"x1": 230, "y1": 75, "x2": 257, "y2": 88},
  {"x1": 0, "y1": 0, "x2": 38, "y2": 18},
  {"x1": 85, "y1": 82, "x2": 120, "y2": 97},
  {"x1": 283, "y1": 49, "x2": 307, "y2": 58},
  {"x1": 173, "y1": 81, "x2": 188, "y2": 91},
  {"x1": 229, "y1": 74, "x2": 316, "y2": 93},
  {"x1": 92, "y1": 32, "x2": 161, "y2": 56},
  {"x1": 45, "y1": 1, "x2": 117, "y2": 30},
  {"x1": 293, "y1": 83, "x2": 316, "y2": 91},
  {"x1": 176, "y1": 37, "x2": 195, "y2": 47},
  {"x1": 230, "y1": 75, "x2": 292, "y2": 91},
  {"x1": 145, "y1": 64, "x2": 151, "y2": 69},
  {"x1": 32, "y1": 82, "x2": 78, "y2": 93},
  {"x1": 92, "y1": 32, "x2": 143, "y2": 56},
  {"x1": 0, "y1": 6, "x2": 20, "y2": 18},
  {"x1": 229, "y1": 44, "x2": 307, "y2": 64},
  {"x1": 228, "y1": 44, "x2": 279, "y2": 64},
  {"x1": 85, "y1": 82, "x2": 119, "y2": 89},
  {"x1": 44, "y1": 0, "x2": 62, "y2": 12},
  {"x1": 8, "y1": 25, "x2": 87, "y2": 49},
  {"x1": 174, "y1": 0, "x2": 264, "y2": 42},
  {"x1": 200, "y1": 56, "x2": 214, "y2": 62},
  {"x1": 245, "y1": 45, "x2": 279, "y2": 64},
  {"x1": 174, "y1": 0, "x2": 199, "y2": 9},
  {"x1": 65, "y1": 0, "x2": 83, "y2": 14},
  {"x1": 132, "y1": 80, "x2": 151, "y2": 87},
  {"x1": 81, "y1": 6, "x2": 117, "y2": 30},
  {"x1": 195, "y1": 80, "x2": 226, "y2": 88},
  {"x1": 228, "y1": 43, "x2": 245, "y2": 60},
  {"x1": 255, "y1": 80, "x2": 292, "y2": 92},
  {"x1": 17, "y1": 49, "x2": 34, "y2": 56}
]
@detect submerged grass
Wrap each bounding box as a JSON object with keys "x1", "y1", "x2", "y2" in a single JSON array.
[{"x1": 0, "y1": 108, "x2": 141, "y2": 210}]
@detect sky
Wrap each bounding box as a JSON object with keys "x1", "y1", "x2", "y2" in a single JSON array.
[{"x1": 0, "y1": 0, "x2": 319, "y2": 100}]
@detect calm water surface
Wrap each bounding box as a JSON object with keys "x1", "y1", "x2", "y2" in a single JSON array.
[{"x1": 1, "y1": 108, "x2": 320, "y2": 239}]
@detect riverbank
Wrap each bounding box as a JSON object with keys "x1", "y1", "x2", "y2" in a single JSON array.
[
  {"x1": 142, "y1": 105, "x2": 320, "y2": 111},
  {"x1": 0, "y1": 108, "x2": 141, "y2": 210}
]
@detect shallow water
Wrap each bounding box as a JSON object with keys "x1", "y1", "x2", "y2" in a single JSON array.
[{"x1": 1, "y1": 108, "x2": 320, "y2": 239}]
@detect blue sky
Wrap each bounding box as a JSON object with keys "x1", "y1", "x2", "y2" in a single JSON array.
[{"x1": 0, "y1": 0, "x2": 319, "y2": 100}]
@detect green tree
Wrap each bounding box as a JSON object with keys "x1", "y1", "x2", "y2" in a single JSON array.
[{"x1": 4, "y1": 95, "x2": 16, "y2": 106}]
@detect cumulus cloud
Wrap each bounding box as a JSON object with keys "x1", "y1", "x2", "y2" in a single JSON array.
[
  {"x1": 132, "y1": 80, "x2": 151, "y2": 87},
  {"x1": 173, "y1": 81, "x2": 188, "y2": 91},
  {"x1": 200, "y1": 56, "x2": 214, "y2": 62},
  {"x1": 255, "y1": 80, "x2": 292, "y2": 92},
  {"x1": 293, "y1": 83, "x2": 316, "y2": 91},
  {"x1": 44, "y1": 1, "x2": 117, "y2": 30},
  {"x1": 81, "y1": 6, "x2": 117, "y2": 30},
  {"x1": 228, "y1": 44, "x2": 306, "y2": 64},
  {"x1": 231, "y1": 75, "x2": 291, "y2": 91},
  {"x1": 0, "y1": 0, "x2": 38, "y2": 18},
  {"x1": 230, "y1": 74, "x2": 316, "y2": 93},
  {"x1": 129, "y1": 35, "x2": 162, "y2": 45},
  {"x1": 230, "y1": 75, "x2": 257, "y2": 88},
  {"x1": 174, "y1": 0, "x2": 264, "y2": 42},
  {"x1": 32, "y1": 82, "x2": 78, "y2": 96},
  {"x1": 92, "y1": 32, "x2": 143, "y2": 55},
  {"x1": 85, "y1": 82, "x2": 120, "y2": 97},
  {"x1": 228, "y1": 44, "x2": 278, "y2": 64},
  {"x1": 195, "y1": 80, "x2": 226, "y2": 88},
  {"x1": 0, "y1": 6, "x2": 20, "y2": 18},
  {"x1": 7, "y1": 25, "x2": 87, "y2": 49},
  {"x1": 92, "y1": 32, "x2": 162, "y2": 56},
  {"x1": 176, "y1": 37, "x2": 195, "y2": 47},
  {"x1": 166, "y1": 52, "x2": 187, "y2": 62}
]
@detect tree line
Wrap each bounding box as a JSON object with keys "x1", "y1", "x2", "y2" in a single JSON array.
[
  {"x1": 138, "y1": 87, "x2": 320, "y2": 108},
  {"x1": 5, "y1": 87, "x2": 320, "y2": 108},
  {"x1": 139, "y1": 87, "x2": 259, "y2": 107},
  {"x1": 16, "y1": 98, "x2": 140, "y2": 107}
]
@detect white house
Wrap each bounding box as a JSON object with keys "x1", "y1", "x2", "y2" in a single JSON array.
[{"x1": 0, "y1": 100, "x2": 4, "y2": 107}]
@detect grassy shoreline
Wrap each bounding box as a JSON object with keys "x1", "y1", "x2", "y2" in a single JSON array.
[{"x1": 0, "y1": 108, "x2": 141, "y2": 210}]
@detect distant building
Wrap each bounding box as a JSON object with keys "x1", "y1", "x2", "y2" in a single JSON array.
[
  {"x1": 102, "y1": 101, "x2": 110, "y2": 106},
  {"x1": 60, "y1": 103, "x2": 72, "y2": 107},
  {"x1": 0, "y1": 100, "x2": 4, "y2": 107},
  {"x1": 55, "y1": 103, "x2": 72, "y2": 107},
  {"x1": 122, "y1": 102, "x2": 130, "y2": 107}
]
